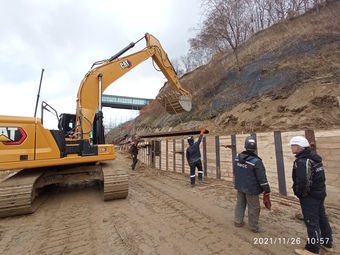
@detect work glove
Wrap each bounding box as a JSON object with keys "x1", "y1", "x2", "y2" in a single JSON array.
[
  {"x1": 263, "y1": 192, "x2": 272, "y2": 211},
  {"x1": 200, "y1": 128, "x2": 206, "y2": 135}
]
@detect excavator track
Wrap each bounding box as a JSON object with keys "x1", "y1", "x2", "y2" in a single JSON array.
[
  {"x1": 0, "y1": 169, "x2": 47, "y2": 218},
  {"x1": 0, "y1": 162, "x2": 129, "y2": 218},
  {"x1": 101, "y1": 162, "x2": 129, "y2": 201}
]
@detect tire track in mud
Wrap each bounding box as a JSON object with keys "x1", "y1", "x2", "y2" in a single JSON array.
[
  {"x1": 36, "y1": 184, "x2": 135, "y2": 255},
  {"x1": 34, "y1": 190, "x2": 96, "y2": 255},
  {"x1": 111, "y1": 171, "x2": 279, "y2": 255},
  {"x1": 144, "y1": 172, "x2": 320, "y2": 254},
  {"x1": 0, "y1": 182, "x2": 132, "y2": 255}
]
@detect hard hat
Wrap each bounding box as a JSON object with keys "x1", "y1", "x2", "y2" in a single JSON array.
[
  {"x1": 290, "y1": 136, "x2": 310, "y2": 147},
  {"x1": 187, "y1": 135, "x2": 194, "y2": 145},
  {"x1": 244, "y1": 136, "x2": 256, "y2": 152},
  {"x1": 131, "y1": 142, "x2": 136, "y2": 145}
]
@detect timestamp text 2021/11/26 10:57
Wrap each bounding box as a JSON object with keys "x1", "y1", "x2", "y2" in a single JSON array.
[{"x1": 253, "y1": 237, "x2": 301, "y2": 245}]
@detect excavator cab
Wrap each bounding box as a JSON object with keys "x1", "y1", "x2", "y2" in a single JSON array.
[
  {"x1": 58, "y1": 113, "x2": 76, "y2": 137},
  {"x1": 59, "y1": 112, "x2": 104, "y2": 145}
]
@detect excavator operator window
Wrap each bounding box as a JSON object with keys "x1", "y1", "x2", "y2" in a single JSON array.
[{"x1": 59, "y1": 113, "x2": 76, "y2": 136}]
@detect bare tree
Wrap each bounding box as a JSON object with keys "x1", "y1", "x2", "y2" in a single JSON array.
[
  {"x1": 179, "y1": 54, "x2": 193, "y2": 73},
  {"x1": 246, "y1": 0, "x2": 270, "y2": 32},
  {"x1": 170, "y1": 58, "x2": 185, "y2": 77},
  {"x1": 195, "y1": 0, "x2": 252, "y2": 71},
  {"x1": 186, "y1": 0, "x2": 328, "y2": 72}
]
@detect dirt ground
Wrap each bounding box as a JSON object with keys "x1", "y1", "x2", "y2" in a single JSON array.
[{"x1": 0, "y1": 151, "x2": 339, "y2": 255}]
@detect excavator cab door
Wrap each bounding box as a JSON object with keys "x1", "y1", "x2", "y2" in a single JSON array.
[{"x1": 58, "y1": 113, "x2": 76, "y2": 137}]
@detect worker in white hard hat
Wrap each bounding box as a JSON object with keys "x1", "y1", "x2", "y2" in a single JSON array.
[{"x1": 290, "y1": 136, "x2": 333, "y2": 255}]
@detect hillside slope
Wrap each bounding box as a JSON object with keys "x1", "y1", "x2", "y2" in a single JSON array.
[{"x1": 108, "y1": 1, "x2": 340, "y2": 142}]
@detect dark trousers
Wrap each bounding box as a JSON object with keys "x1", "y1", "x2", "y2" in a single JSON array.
[
  {"x1": 299, "y1": 196, "x2": 333, "y2": 253},
  {"x1": 189, "y1": 159, "x2": 203, "y2": 184},
  {"x1": 131, "y1": 156, "x2": 138, "y2": 170}
]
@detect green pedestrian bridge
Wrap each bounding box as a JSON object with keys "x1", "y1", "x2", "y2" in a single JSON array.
[{"x1": 102, "y1": 94, "x2": 151, "y2": 110}]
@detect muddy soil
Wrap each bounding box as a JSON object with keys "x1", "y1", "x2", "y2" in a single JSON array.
[{"x1": 0, "y1": 151, "x2": 339, "y2": 255}]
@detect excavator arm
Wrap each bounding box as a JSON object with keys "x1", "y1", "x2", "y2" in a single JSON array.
[{"x1": 75, "y1": 33, "x2": 192, "y2": 140}]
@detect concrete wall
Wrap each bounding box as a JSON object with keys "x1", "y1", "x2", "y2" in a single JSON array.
[{"x1": 138, "y1": 129, "x2": 340, "y2": 208}]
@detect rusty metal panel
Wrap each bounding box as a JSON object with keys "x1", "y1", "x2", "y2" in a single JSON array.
[
  {"x1": 139, "y1": 129, "x2": 209, "y2": 138},
  {"x1": 274, "y1": 131, "x2": 287, "y2": 196},
  {"x1": 215, "y1": 136, "x2": 221, "y2": 179},
  {"x1": 305, "y1": 129, "x2": 316, "y2": 153},
  {"x1": 181, "y1": 139, "x2": 185, "y2": 173},
  {"x1": 166, "y1": 140, "x2": 168, "y2": 171},
  {"x1": 203, "y1": 137, "x2": 207, "y2": 177},
  {"x1": 173, "y1": 139, "x2": 176, "y2": 172}
]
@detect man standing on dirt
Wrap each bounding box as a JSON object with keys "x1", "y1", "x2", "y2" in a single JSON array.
[
  {"x1": 290, "y1": 136, "x2": 333, "y2": 255},
  {"x1": 234, "y1": 136, "x2": 270, "y2": 233},
  {"x1": 186, "y1": 128, "x2": 206, "y2": 188},
  {"x1": 130, "y1": 141, "x2": 139, "y2": 170}
]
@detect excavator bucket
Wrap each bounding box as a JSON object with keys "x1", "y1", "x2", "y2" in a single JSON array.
[
  {"x1": 157, "y1": 92, "x2": 192, "y2": 114},
  {"x1": 156, "y1": 81, "x2": 192, "y2": 114}
]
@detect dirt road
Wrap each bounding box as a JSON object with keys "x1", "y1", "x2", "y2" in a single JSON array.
[{"x1": 0, "y1": 152, "x2": 339, "y2": 255}]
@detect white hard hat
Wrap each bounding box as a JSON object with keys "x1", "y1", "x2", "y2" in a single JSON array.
[{"x1": 290, "y1": 136, "x2": 310, "y2": 147}]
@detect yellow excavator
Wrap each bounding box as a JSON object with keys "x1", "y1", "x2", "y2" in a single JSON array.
[{"x1": 0, "y1": 33, "x2": 192, "y2": 218}]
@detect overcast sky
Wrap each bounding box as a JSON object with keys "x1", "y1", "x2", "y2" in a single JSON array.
[{"x1": 0, "y1": 0, "x2": 202, "y2": 128}]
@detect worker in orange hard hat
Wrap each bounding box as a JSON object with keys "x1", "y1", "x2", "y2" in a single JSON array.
[{"x1": 130, "y1": 141, "x2": 139, "y2": 170}]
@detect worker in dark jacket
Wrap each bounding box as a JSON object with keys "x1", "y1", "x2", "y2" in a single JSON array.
[
  {"x1": 234, "y1": 136, "x2": 270, "y2": 233},
  {"x1": 186, "y1": 128, "x2": 205, "y2": 187},
  {"x1": 130, "y1": 141, "x2": 139, "y2": 170},
  {"x1": 290, "y1": 136, "x2": 333, "y2": 255}
]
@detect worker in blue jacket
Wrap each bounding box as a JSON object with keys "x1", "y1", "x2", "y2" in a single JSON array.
[
  {"x1": 234, "y1": 136, "x2": 270, "y2": 233},
  {"x1": 186, "y1": 128, "x2": 205, "y2": 188}
]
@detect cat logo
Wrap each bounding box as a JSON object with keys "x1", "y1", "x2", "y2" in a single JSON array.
[
  {"x1": 0, "y1": 127, "x2": 28, "y2": 145},
  {"x1": 119, "y1": 59, "x2": 132, "y2": 69}
]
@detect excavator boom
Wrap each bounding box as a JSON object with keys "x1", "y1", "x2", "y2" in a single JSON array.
[{"x1": 76, "y1": 33, "x2": 192, "y2": 139}]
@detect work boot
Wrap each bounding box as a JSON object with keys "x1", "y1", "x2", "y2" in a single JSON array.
[
  {"x1": 190, "y1": 184, "x2": 195, "y2": 188},
  {"x1": 250, "y1": 226, "x2": 266, "y2": 233},
  {"x1": 294, "y1": 248, "x2": 318, "y2": 255},
  {"x1": 234, "y1": 221, "x2": 244, "y2": 228},
  {"x1": 198, "y1": 179, "x2": 202, "y2": 185},
  {"x1": 320, "y1": 245, "x2": 334, "y2": 252}
]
